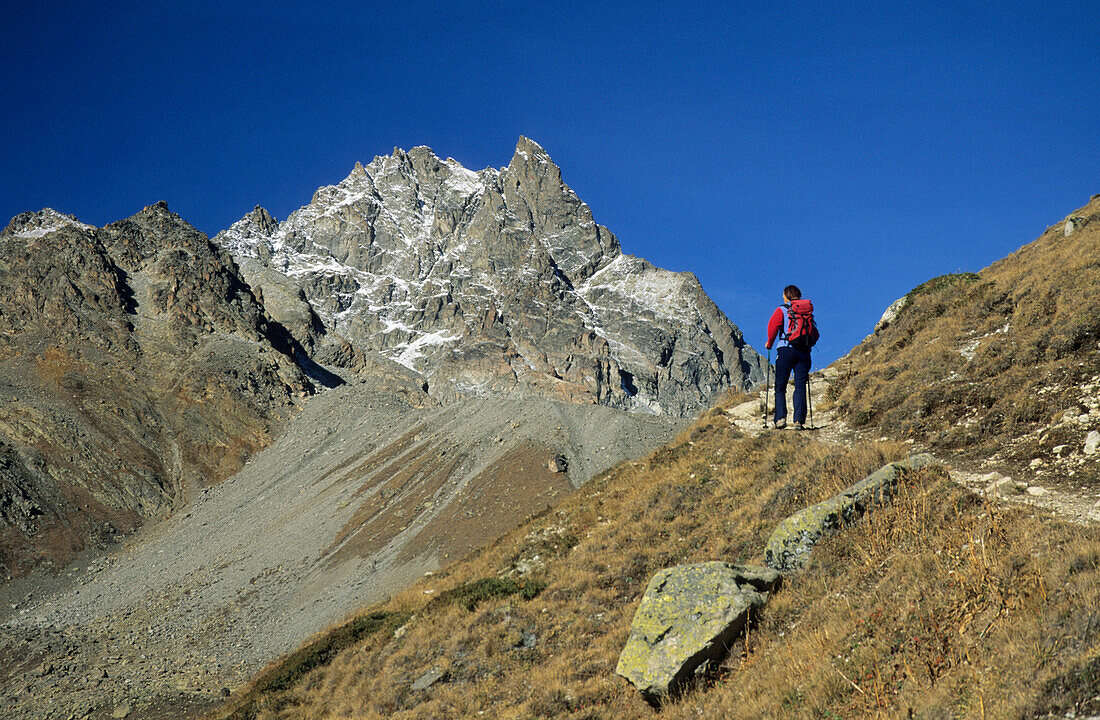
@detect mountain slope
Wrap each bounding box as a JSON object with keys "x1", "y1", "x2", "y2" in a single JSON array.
[
  {"x1": 212, "y1": 399, "x2": 1100, "y2": 720},
  {"x1": 0, "y1": 379, "x2": 684, "y2": 720},
  {"x1": 204, "y1": 196, "x2": 1100, "y2": 720},
  {"x1": 829, "y1": 193, "x2": 1100, "y2": 485},
  {"x1": 215, "y1": 138, "x2": 765, "y2": 416},
  {"x1": 0, "y1": 203, "x2": 319, "y2": 577}
]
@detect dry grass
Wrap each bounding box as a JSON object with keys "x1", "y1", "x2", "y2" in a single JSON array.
[
  {"x1": 207, "y1": 200, "x2": 1100, "y2": 719},
  {"x1": 208, "y1": 389, "x2": 1100, "y2": 719},
  {"x1": 828, "y1": 196, "x2": 1100, "y2": 484}
]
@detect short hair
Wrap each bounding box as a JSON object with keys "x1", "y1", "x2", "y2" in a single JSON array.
[{"x1": 784, "y1": 285, "x2": 802, "y2": 300}]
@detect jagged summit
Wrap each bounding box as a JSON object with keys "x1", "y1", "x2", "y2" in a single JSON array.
[
  {"x1": 215, "y1": 139, "x2": 766, "y2": 416},
  {"x1": 510, "y1": 135, "x2": 552, "y2": 164},
  {"x1": 2, "y1": 208, "x2": 96, "y2": 239}
]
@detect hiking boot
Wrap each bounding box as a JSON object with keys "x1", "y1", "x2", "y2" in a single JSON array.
[
  {"x1": 795, "y1": 421, "x2": 805, "y2": 431},
  {"x1": 774, "y1": 418, "x2": 787, "y2": 429}
]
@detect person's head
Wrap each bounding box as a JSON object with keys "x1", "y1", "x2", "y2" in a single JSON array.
[{"x1": 783, "y1": 285, "x2": 802, "y2": 303}]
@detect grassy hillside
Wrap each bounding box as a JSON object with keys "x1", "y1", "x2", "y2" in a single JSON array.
[
  {"x1": 208, "y1": 197, "x2": 1100, "y2": 719},
  {"x1": 210, "y1": 394, "x2": 1100, "y2": 719},
  {"x1": 829, "y1": 195, "x2": 1100, "y2": 484}
]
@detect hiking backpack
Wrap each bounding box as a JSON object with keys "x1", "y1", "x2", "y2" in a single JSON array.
[{"x1": 786, "y1": 299, "x2": 820, "y2": 351}]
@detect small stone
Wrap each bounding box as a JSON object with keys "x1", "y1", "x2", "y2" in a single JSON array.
[
  {"x1": 1053, "y1": 445, "x2": 1067, "y2": 454},
  {"x1": 1030, "y1": 458, "x2": 1044, "y2": 469},
  {"x1": 111, "y1": 703, "x2": 132, "y2": 719},
  {"x1": 1084, "y1": 430, "x2": 1100, "y2": 456},
  {"x1": 1027, "y1": 486, "x2": 1050, "y2": 497},
  {"x1": 411, "y1": 666, "x2": 447, "y2": 691}
]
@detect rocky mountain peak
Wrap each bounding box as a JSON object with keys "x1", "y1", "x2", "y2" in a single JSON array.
[
  {"x1": 222, "y1": 206, "x2": 280, "y2": 260},
  {"x1": 511, "y1": 135, "x2": 551, "y2": 163},
  {"x1": 214, "y1": 140, "x2": 766, "y2": 416},
  {"x1": 2, "y1": 208, "x2": 96, "y2": 240}
]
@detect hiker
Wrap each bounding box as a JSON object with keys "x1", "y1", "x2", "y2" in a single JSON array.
[{"x1": 765, "y1": 285, "x2": 817, "y2": 429}]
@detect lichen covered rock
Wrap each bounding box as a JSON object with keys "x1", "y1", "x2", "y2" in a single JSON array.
[
  {"x1": 616, "y1": 561, "x2": 780, "y2": 704},
  {"x1": 765, "y1": 454, "x2": 937, "y2": 572}
]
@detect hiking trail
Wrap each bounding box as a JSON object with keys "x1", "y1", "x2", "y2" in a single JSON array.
[{"x1": 725, "y1": 367, "x2": 1100, "y2": 527}]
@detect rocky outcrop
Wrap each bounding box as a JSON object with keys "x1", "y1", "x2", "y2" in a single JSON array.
[
  {"x1": 0, "y1": 203, "x2": 318, "y2": 576},
  {"x1": 874, "y1": 295, "x2": 909, "y2": 333},
  {"x1": 615, "y1": 562, "x2": 780, "y2": 705},
  {"x1": 765, "y1": 454, "x2": 937, "y2": 572},
  {"x1": 215, "y1": 138, "x2": 766, "y2": 417}
]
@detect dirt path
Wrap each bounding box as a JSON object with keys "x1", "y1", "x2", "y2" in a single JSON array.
[{"x1": 725, "y1": 368, "x2": 1100, "y2": 526}]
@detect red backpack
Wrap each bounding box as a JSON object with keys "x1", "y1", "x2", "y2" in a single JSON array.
[{"x1": 786, "y1": 299, "x2": 819, "y2": 351}]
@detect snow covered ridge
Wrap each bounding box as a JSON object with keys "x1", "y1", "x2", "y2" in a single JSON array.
[
  {"x1": 213, "y1": 137, "x2": 767, "y2": 416},
  {"x1": 3, "y1": 208, "x2": 96, "y2": 240}
]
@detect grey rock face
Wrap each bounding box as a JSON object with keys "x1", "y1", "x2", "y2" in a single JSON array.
[
  {"x1": 615, "y1": 562, "x2": 780, "y2": 704},
  {"x1": 874, "y1": 295, "x2": 909, "y2": 333},
  {"x1": 0, "y1": 202, "x2": 316, "y2": 576},
  {"x1": 215, "y1": 137, "x2": 766, "y2": 417},
  {"x1": 764, "y1": 454, "x2": 937, "y2": 572}
]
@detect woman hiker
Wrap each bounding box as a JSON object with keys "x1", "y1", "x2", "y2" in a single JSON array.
[{"x1": 765, "y1": 284, "x2": 816, "y2": 430}]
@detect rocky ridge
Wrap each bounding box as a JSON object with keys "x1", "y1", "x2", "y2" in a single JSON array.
[
  {"x1": 215, "y1": 137, "x2": 766, "y2": 417},
  {"x1": 0, "y1": 202, "x2": 321, "y2": 577}
]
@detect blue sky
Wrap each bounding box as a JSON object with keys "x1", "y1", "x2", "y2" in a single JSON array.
[{"x1": 3, "y1": 1, "x2": 1097, "y2": 365}]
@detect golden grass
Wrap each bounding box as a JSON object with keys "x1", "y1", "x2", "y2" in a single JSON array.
[
  {"x1": 208, "y1": 389, "x2": 1100, "y2": 719},
  {"x1": 829, "y1": 196, "x2": 1100, "y2": 483}
]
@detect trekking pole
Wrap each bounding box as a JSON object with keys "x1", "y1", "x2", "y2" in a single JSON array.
[
  {"x1": 763, "y1": 349, "x2": 771, "y2": 428},
  {"x1": 807, "y1": 365, "x2": 814, "y2": 430}
]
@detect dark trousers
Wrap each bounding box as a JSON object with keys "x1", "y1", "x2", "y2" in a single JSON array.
[{"x1": 774, "y1": 346, "x2": 811, "y2": 423}]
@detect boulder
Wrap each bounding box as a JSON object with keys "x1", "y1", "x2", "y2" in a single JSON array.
[
  {"x1": 1084, "y1": 430, "x2": 1099, "y2": 456},
  {"x1": 616, "y1": 561, "x2": 780, "y2": 705},
  {"x1": 765, "y1": 454, "x2": 937, "y2": 572},
  {"x1": 874, "y1": 295, "x2": 909, "y2": 333}
]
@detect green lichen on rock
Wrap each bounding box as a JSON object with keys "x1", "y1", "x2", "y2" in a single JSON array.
[
  {"x1": 616, "y1": 561, "x2": 780, "y2": 704},
  {"x1": 765, "y1": 454, "x2": 936, "y2": 572}
]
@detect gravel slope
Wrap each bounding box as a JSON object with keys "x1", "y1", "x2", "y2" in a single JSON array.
[{"x1": 0, "y1": 378, "x2": 683, "y2": 719}]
